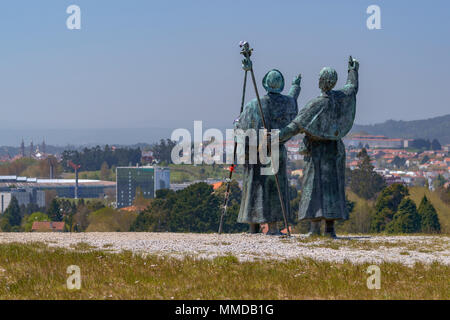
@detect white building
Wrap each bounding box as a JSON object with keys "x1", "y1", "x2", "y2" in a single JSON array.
[
  {"x1": 0, "y1": 189, "x2": 45, "y2": 213},
  {"x1": 116, "y1": 166, "x2": 170, "y2": 209}
]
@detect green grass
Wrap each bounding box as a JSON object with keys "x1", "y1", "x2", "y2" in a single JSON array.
[
  {"x1": 0, "y1": 243, "x2": 448, "y2": 300},
  {"x1": 169, "y1": 164, "x2": 243, "y2": 183},
  {"x1": 62, "y1": 170, "x2": 116, "y2": 181},
  {"x1": 296, "y1": 234, "x2": 449, "y2": 251},
  {"x1": 69, "y1": 242, "x2": 98, "y2": 251},
  {"x1": 62, "y1": 164, "x2": 237, "y2": 184},
  {"x1": 346, "y1": 189, "x2": 375, "y2": 206},
  {"x1": 58, "y1": 197, "x2": 107, "y2": 204}
]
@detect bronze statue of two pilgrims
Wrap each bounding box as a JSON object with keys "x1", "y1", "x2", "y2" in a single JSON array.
[{"x1": 235, "y1": 56, "x2": 359, "y2": 238}]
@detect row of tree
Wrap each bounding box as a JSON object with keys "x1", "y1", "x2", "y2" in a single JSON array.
[
  {"x1": 0, "y1": 181, "x2": 246, "y2": 233},
  {"x1": 0, "y1": 157, "x2": 61, "y2": 178},
  {"x1": 0, "y1": 196, "x2": 109, "y2": 232},
  {"x1": 62, "y1": 145, "x2": 141, "y2": 171},
  {"x1": 0, "y1": 145, "x2": 443, "y2": 235},
  {"x1": 130, "y1": 181, "x2": 246, "y2": 233},
  {"x1": 370, "y1": 184, "x2": 441, "y2": 233},
  {"x1": 0, "y1": 182, "x2": 442, "y2": 235},
  {"x1": 342, "y1": 148, "x2": 442, "y2": 234},
  {"x1": 129, "y1": 181, "x2": 441, "y2": 235},
  {"x1": 410, "y1": 138, "x2": 441, "y2": 151},
  {"x1": 150, "y1": 139, "x2": 177, "y2": 164}
]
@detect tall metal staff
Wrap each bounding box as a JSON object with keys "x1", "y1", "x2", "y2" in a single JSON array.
[
  {"x1": 219, "y1": 41, "x2": 290, "y2": 237},
  {"x1": 218, "y1": 41, "x2": 250, "y2": 234}
]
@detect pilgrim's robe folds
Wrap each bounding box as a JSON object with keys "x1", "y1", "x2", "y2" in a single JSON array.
[
  {"x1": 280, "y1": 68, "x2": 358, "y2": 221},
  {"x1": 234, "y1": 85, "x2": 300, "y2": 224}
]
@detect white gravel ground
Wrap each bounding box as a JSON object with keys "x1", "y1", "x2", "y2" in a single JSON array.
[{"x1": 0, "y1": 233, "x2": 449, "y2": 266}]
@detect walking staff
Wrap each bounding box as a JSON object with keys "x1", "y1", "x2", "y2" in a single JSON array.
[
  {"x1": 218, "y1": 41, "x2": 250, "y2": 234},
  {"x1": 219, "y1": 41, "x2": 291, "y2": 237}
]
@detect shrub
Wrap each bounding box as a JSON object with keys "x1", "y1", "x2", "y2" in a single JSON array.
[
  {"x1": 86, "y1": 207, "x2": 137, "y2": 232},
  {"x1": 24, "y1": 212, "x2": 50, "y2": 232}
]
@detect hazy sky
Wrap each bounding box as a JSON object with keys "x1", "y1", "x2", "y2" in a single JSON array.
[{"x1": 0, "y1": 1, "x2": 449, "y2": 142}]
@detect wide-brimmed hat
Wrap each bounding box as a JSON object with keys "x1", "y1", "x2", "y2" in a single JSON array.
[{"x1": 262, "y1": 69, "x2": 284, "y2": 93}]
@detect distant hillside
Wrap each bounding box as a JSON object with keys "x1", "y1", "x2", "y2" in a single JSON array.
[{"x1": 352, "y1": 114, "x2": 450, "y2": 145}]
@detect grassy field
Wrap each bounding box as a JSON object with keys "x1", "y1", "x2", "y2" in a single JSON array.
[
  {"x1": 409, "y1": 187, "x2": 450, "y2": 234},
  {"x1": 0, "y1": 242, "x2": 448, "y2": 300},
  {"x1": 62, "y1": 170, "x2": 116, "y2": 181},
  {"x1": 61, "y1": 164, "x2": 239, "y2": 184},
  {"x1": 169, "y1": 164, "x2": 243, "y2": 183}
]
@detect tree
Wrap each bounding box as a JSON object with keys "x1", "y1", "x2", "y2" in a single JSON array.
[
  {"x1": 370, "y1": 207, "x2": 394, "y2": 233},
  {"x1": 5, "y1": 196, "x2": 22, "y2": 226},
  {"x1": 214, "y1": 180, "x2": 247, "y2": 233},
  {"x1": 214, "y1": 180, "x2": 242, "y2": 205},
  {"x1": 64, "y1": 212, "x2": 75, "y2": 232},
  {"x1": 44, "y1": 190, "x2": 58, "y2": 211},
  {"x1": 86, "y1": 200, "x2": 105, "y2": 212},
  {"x1": 433, "y1": 174, "x2": 446, "y2": 190},
  {"x1": 0, "y1": 217, "x2": 11, "y2": 232},
  {"x1": 420, "y1": 155, "x2": 430, "y2": 165},
  {"x1": 411, "y1": 139, "x2": 431, "y2": 150},
  {"x1": 418, "y1": 196, "x2": 441, "y2": 233},
  {"x1": 337, "y1": 198, "x2": 373, "y2": 234},
  {"x1": 0, "y1": 197, "x2": 22, "y2": 231},
  {"x1": 370, "y1": 184, "x2": 409, "y2": 232},
  {"x1": 155, "y1": 188, "x2": 175, "y2": 199},
  {"x1": 431, "y1": 139, "x2": 441, "y2": 151},
  {"x1": 391, "y1": 156, "x2": 406, "y2": 168},
  {"x1": 349, "y1": 148, "x2": 386, "y2": 199},
  {"x1": 58, "y1": 199, "x2": 76, "y2": 232},
  {"x1": 439, "y1": 186, "x2": 450, "y2": 205},
  {"x1": 24, "y1": 212, "x2": 49, "y2": 232},
  {"x1": 150, "y1": 139, "x2": 177, "y2": 164},
  {"x1": 167, "y1": 182, "x2": 220, "y2": 232},
  {"x1": 133, "y1": 186, "x2": 151, "y2": 211},
  {"x1": 21, "y1": 202, "x2": 41, "y2": 216},
  {"x1": 100, "y1": 161, "x2": 111, "y2": 181},
  {"x1": 386, "y1": 198, "x2": 421, "y2": 233},
  {"x1": 220, "y1": 201, "x2": 247, "y2": 233},
  {"x1": 74, "y1": 205, "x2": 90, "y2": 232},
  {"x1": 62, "y1": 145, "x2": 141, "y2": 171},
  {"x1": 131, "y1": 182, "x2": 246, "y2": 233},
  {"x1": 86, "y1": 207, "x2": 137, "y2": 232},
  {"x1": 130, "y1": 198, "x2": 169, "y2": 232},
  {"x1": 47, "y1": 199, "x2": 62, "y2": 222},
  {"x1": 375, "y1": 184, "x2": 409, "y2": 213}
]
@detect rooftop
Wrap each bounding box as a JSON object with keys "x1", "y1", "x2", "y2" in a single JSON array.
[
  {"x1": 31, "y1": 221, "x2": 65, "y2": 232},
  {"x1": 0, "y1": 176, "x2": 115, "y2": 188}
]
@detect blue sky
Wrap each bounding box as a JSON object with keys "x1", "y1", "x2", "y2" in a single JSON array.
[{"x1": 0, "y1": 0, "x2": 449, "y2": 143}]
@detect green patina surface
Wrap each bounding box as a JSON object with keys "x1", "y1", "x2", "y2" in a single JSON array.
[
  {"x1": 234, "y1": 70, "x2": 301, "y2": 224},
  {"x1": 280, "y1": 57, "x2": 359, "y2": 221}
]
